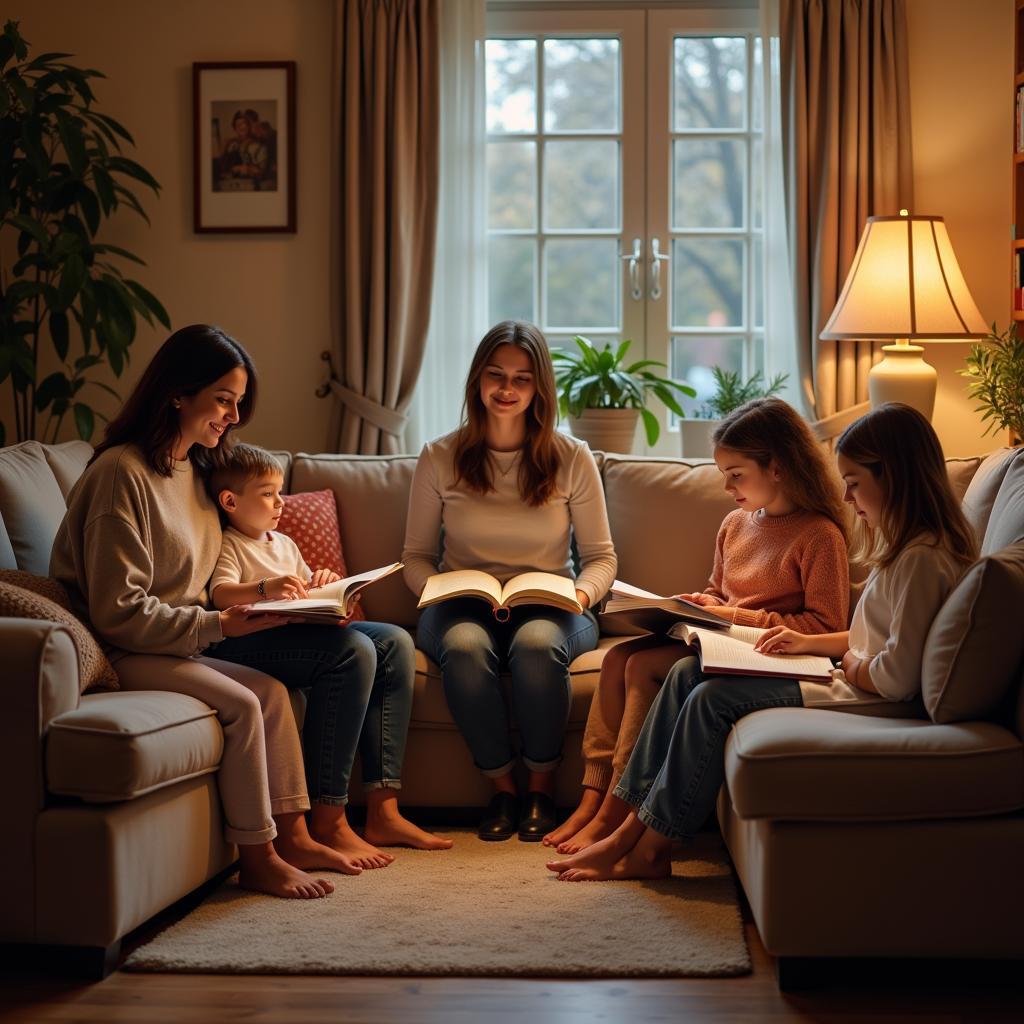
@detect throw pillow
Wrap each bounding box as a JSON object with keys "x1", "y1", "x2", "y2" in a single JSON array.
[
  {"x1": 0, "y1": 580, "x2": 119, "y2": 693},
  {"x1": 277, "y1": 489, "x2": 366, "y2": 621},
  {"x1": 0, "y1": 568, "x2": 74, "y2": 608},
  {"x1": 921, "y1": 541, "x2": 1024, "y2": 724}
]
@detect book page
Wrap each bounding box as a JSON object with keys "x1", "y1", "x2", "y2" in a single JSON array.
[
  {"x1": 609, "y1": 579, "x2": 662, "y2": 600},
  {"x1": 501, "y1": 571, "x2": 579, "y2": 607},
  {"x1": 686, "y1": 627, "x2": 833, "y2": 681},
  {"x1": 418, "y1": 569, "x2": 503, "y2": 609},
  {"x1": 260, "y1": 562, "x2": 403, "y2": 616}
]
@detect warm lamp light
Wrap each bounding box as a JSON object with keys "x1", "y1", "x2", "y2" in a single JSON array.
[{"x1": 820, "y1": 212, "x2": 988, "y2": 420}]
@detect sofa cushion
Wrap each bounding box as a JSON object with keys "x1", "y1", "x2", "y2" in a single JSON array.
[
  {"x1": 0, "y1": 579, "x2": 118, "y2": 693},
  {"x1": 922, "y1": 542, "x2": 1024, "y2": 724},
  {"x1": 961, "y1": 447, "x2": 1018, "y2": 543},
  {"x1": 277, "y1": 489, "x2": 365, "y2": 620},
  {"x1": 945, "y1": 455, "x2": 983, "y2": 502},
  {"x1": 40, "y1": 440, "x2": 93, "y2": 499},
  {"x1": 0, "y1": 441, "x2": 67, "y2": 574},
  {"x1": 724, "y1": 708, "x2": 1024, "y2": 821},
  {"x1": 981, "y1": 447, "x2": 1024, "y2": 555},
  {"x1": 46, "y1": 691, "x2": 223, "y2": 802}
]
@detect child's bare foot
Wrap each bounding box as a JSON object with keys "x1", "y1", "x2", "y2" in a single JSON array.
[
  {"x1": 556, "y1": 835, "x2": 673, "y2": 883},
  {"x1": 310, "y1": 813, "x2": 394, "y2": 869},
  {"x1": 237, "y1": 845, "x2": 335, "y2": 899},
  {"x1": 556, "y1": 792, "x2": 630, "y2": 854},
  {"x1": 274, "y1": 831, "x2": 363, "y2": 876},
  {"x1": 542, "y1": 786, "x2": 604, "y2": 847},
  {"x1": 364, "y1": 814, "x2": 454, "y2": 851}
]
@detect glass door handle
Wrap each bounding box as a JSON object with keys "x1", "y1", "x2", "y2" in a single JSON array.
[
  {"x1": 650, "y1": 237, "x2": 669, "y2": 301},
  {"x1": 620, "y1": 237, "x2": 643, "y2": 301}
]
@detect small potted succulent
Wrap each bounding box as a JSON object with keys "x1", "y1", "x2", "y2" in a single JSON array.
[
  {"x1": 680, "y1": 367, "x2": 789, "y2": 457},
  {"x1": 552, "y1": 335, "x2": 695, "y2": 453},
  {"x1": 959, "y1": 323, "x2": 1024, "y2": 446}
]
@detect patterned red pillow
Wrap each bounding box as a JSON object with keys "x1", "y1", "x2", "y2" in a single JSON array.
[{"x1": 277, "y1": 489, "x2": 366, "y2": 621}]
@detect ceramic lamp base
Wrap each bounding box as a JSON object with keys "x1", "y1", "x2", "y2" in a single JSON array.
[{"x1": 867, "y1": 342, "x2": 937, "y2": 420}]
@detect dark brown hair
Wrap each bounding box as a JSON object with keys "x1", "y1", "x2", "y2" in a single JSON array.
[
  {"x1": 91, "y1": 324, "x2": 256, "y2": 476},
  {"x1": 207, "y1": 443, "x2": 283, "y2": 504},
  {"x1": 453, "y1": 320, "x2": 559, "y2": 507},
  {"x1": 712, "y1": 397, "x2": 847, "y2": 539},
  {"x1": 836, "y1": 402, "x2": 977, "y2": 569}
]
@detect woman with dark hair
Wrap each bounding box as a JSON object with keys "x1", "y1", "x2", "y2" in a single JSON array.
[
  {"x1": 51, "y1": 325, "x2": 430, "y2": 900},
  {"x1": 402, "y1": 320, "x2": 617, "y2": 841}
]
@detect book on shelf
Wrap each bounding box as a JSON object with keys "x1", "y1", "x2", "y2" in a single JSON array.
[
  {"x1": 417, "y1": 569, "x2": 583, "y2": 621},
  {"x1": 598, "y1": 579, "x2": 733, "y2": 636},
  {"x1": 667, "y1": 621, "x2": 835, "y2": 682},
  {"x1": 257, "y1": 562, "x2": 403, "y2": 622}
]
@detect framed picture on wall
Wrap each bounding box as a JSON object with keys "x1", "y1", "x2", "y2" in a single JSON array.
[{"x1": 192, "y1": 61, "x2": 296, "y2": 233}]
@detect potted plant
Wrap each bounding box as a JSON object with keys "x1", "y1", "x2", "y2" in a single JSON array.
[
  {"x1": 551, "y1": 335, "x2": 695, "y2": 453},
  {"x1": 0, "y1": 20, "x2": 169, "y2": 447},
  {"x1": 680, "y1": 367, "x2": 789, "y2": 457},
  {"x1": 959, "y1": 323, "x2": 1024, "y2": 446}
]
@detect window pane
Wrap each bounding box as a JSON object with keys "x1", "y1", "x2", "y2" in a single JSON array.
[
  {"x1": 752, "y1": 333, "x2": 765, "y2": 375},
  {"x1": 752, "y1": 233, "x2": 764, "y2": 328},
  {"x1": 671, "y1": 238, "x2": 743, "y2": 328},
  {"x1": 486, "y1": 39, "x2": 536, "y2": 134},
  {"x1": 544, "y1": 38, "x2": 620, "y2": 132},
  {"x1": 488, "y1": 141, "x2": 536, "y2": 229},
  {"x1": 674, "y1": 37, "x2": 746, "y2": 131},
  {"x1": 671, "y1": 335, "x2": 745, "y2": 416},
  {"x1": 489, "y1": 236, "x2": 535, "y2": 323},
  {"x1": 672, "y1": 139, "x2": 745, "y2": 229},
  {"x1": 545, "y1": 140, "x2": 619, "y2": 230},
  {"x1": 546, "y1": 239, "x2": 618, "y2": 329}
]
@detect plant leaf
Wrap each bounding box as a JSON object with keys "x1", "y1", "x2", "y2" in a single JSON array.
[
  {"x1": 73, "y1": 402, "x2": 95, "y2": 440},
  {"x1": 640, "y1": 407, "x2": 660, "y2": 446},
  {"x1": 125, "y1": 279, "x2": 170, "y2": 328},
  {"x1": 49, "y1": 308, "x2": 69, "y2": 360}
]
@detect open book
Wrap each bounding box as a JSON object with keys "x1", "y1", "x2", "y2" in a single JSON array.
[
  {"x1": 599, "y1": 579, "x2": 732, "y2": 636},
  {"x1": 667, "y1": 622, "x2": 835, "y2": 682},
  {"x1": 417, "y1": 569, "x2": 582, "y2": 622},
  {"x1": 257, "y1": 562, "x2": 404, "y2": 623}
]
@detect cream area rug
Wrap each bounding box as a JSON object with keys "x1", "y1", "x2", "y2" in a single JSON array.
[{"x1": 124, "y1": 831, "x2": 750, "y2": 977}]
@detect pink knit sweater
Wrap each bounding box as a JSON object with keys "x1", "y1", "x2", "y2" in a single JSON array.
[{"x1": 684, "y1": 508, "x2": 849, "y2": 632}]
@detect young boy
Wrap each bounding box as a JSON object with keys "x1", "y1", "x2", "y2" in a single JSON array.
[{"x1": 208, "y1": 444, "x2": 341, "y2": 610}]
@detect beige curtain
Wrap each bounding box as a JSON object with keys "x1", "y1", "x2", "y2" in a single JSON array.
[
  {"x1": 326, "y1": 0, "x2": 440, "y2": 453},
  {"x1": 780, "y1": 0, "x2": 913, "y2": 419}
]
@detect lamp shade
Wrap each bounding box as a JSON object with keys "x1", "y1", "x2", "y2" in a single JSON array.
[{"x1": 820, "y1": 215, "x2": 988, "y2": 341}]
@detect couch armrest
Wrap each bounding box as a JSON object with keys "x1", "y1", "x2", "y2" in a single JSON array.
[{"x1": 0, "y1": 618, "x2": 80, "y2": 941}]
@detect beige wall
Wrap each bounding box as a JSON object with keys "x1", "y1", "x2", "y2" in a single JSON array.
[
  {"x1": 0, "y1": 0, "x2": 334, "y2": 454},
  {"x1": 907, "y1": 0, "x2": 1014, "y2": 457}
]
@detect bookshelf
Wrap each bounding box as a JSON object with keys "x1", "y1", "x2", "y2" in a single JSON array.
[{"x1": 1014, "y1": 0, "x2": 1024, "y2": 321}]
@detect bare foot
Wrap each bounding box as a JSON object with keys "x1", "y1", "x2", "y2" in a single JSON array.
[
  {"x1": 556, "y1": 837, "x2": 673, "y2": 882},
  {"x1": 556, "y1": 792, "x2": 630, "y2": 854},
  {"x1": 310, "y1": 812, "x2": 394, "y2": 870},
  {"x1": 237, "y1": 845, "x2": 335, "y2": 899},
  {"x1": 364, "y1": 814, "x2": 454, "y2": 851},
  {"x1": 542, "y1": 786, "x2": 604, "y2": 847},
  {"x1": 274, "y1": 831, "x2": 363, "y2": 876}
]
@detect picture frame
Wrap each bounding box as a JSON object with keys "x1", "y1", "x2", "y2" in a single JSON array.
[{"x1": 192, "y1": 61, "x2": 296, "y2": 233}]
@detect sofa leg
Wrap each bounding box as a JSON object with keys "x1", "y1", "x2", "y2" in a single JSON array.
[{"x1": 67, "y1": 940, "x2": 122, "y2": 980}]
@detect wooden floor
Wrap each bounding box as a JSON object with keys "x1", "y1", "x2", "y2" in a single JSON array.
[{"x1": 2, "y1": 918, "x2": 1022, "y2": 1023}]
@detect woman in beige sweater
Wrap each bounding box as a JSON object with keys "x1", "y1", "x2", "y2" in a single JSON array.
[
  {"x1": 402, "y1": 321, "x2": 617, "y2": 842},
  {"x1": 51, "y1": 325, "x2": 373, "y2": 899}
]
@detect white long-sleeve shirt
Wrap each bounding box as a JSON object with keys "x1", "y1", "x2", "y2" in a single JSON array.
[
  {"x1": 401, "y1": 430, "x2": 617, "y2": 608},
  {"x1": 800, "y1": 538, "x2": 965, "y2": 706}
]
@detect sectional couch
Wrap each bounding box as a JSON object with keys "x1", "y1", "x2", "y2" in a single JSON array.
[{"x1": 2, "y1": 438, "x2": 1022, "y2": 981}]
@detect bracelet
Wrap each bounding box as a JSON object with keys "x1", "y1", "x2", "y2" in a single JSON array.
[{"x1": 257, "y1": 578, "x2": 267, "y2": 597}]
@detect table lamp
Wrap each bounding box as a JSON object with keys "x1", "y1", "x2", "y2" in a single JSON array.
[{"x1": 819, "y1": 211, "x2": 988, "y2": 420}]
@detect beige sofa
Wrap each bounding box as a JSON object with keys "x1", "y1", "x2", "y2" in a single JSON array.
[{"x1": 2, "y1": 438, "x2": 1022, "y2": 981}]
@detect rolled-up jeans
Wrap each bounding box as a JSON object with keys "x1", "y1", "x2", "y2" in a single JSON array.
[
  {"x1": 613, "y1": 655, "x2": 804, "y2": 839},
  {"x1": 209, "y1": 621, "x2": 415, "y2": 806},
  {"x1": 417, "y1": 598, "x2": 599, "y2": 776}
]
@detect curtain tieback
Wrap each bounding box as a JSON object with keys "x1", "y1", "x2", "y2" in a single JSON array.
[{"x1": 316, "y1": 352, "x2": 407, "y2": 437}]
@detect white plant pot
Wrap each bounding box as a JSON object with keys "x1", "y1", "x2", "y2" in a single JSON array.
[
  {"x1": 569, "y1": 408, "x2": 640, "y2": 454},
  {"x1": 680, "y1": 418, "x2": 720, "y2": 459}
]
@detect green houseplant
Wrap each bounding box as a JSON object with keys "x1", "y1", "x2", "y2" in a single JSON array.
[
  {"x1": 959, "y1": 323, "x2": 1024, "y2": 445},
  {"x1": 0, "y1": 20, "x2": 170, "y2": 447},
  {"x1": 551, "y1": 335, "x2": 695, "y2": 452},
  {"x1": 680, "y1": 367, "x2": 789, "y2": 457}
]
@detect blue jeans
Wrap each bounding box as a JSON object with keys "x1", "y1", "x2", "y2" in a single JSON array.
[
  {"x1": 209, "y1": 621, "x2": 415, "y2": 806},
  {"x1": 613, "y1": 655, "x2": 803, "y2": 839},
  {"x1": 417, "y1": 598, "x2": 599, "y2": 775}
]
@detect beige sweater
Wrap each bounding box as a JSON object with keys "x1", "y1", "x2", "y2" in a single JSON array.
[
  {"x1": 402, "y1": 430, "x2": 617, "y2": 608},
  {"x1": 50, "y1": 444, "x2": 224, "y2": 659}
]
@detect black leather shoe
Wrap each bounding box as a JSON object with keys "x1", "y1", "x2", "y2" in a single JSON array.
[
  {"x1": 478, "y1": 792, "x2": 518, "y2": 841},
  {"x1": 517, "y1": 791, "x2": 558, "y2": 842}
]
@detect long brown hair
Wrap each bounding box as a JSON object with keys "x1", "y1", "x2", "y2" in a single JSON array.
[
  {"x1": 91, "y1": 324, "x2": 256, "y2": 476},
  {"x1": 712, "y1": 397, "x2": 847, "y2": 539},
  {"x1": 836, "y1": 402, "x2": 977, "y2": 569},
  {"x1": 453, "y1": 320, "x2": 560, "y2": 507}
]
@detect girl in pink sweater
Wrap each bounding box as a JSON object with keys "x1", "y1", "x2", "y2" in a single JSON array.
[{"x1": 545, "y1": 398, "x2": 849, "y2": 852}]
